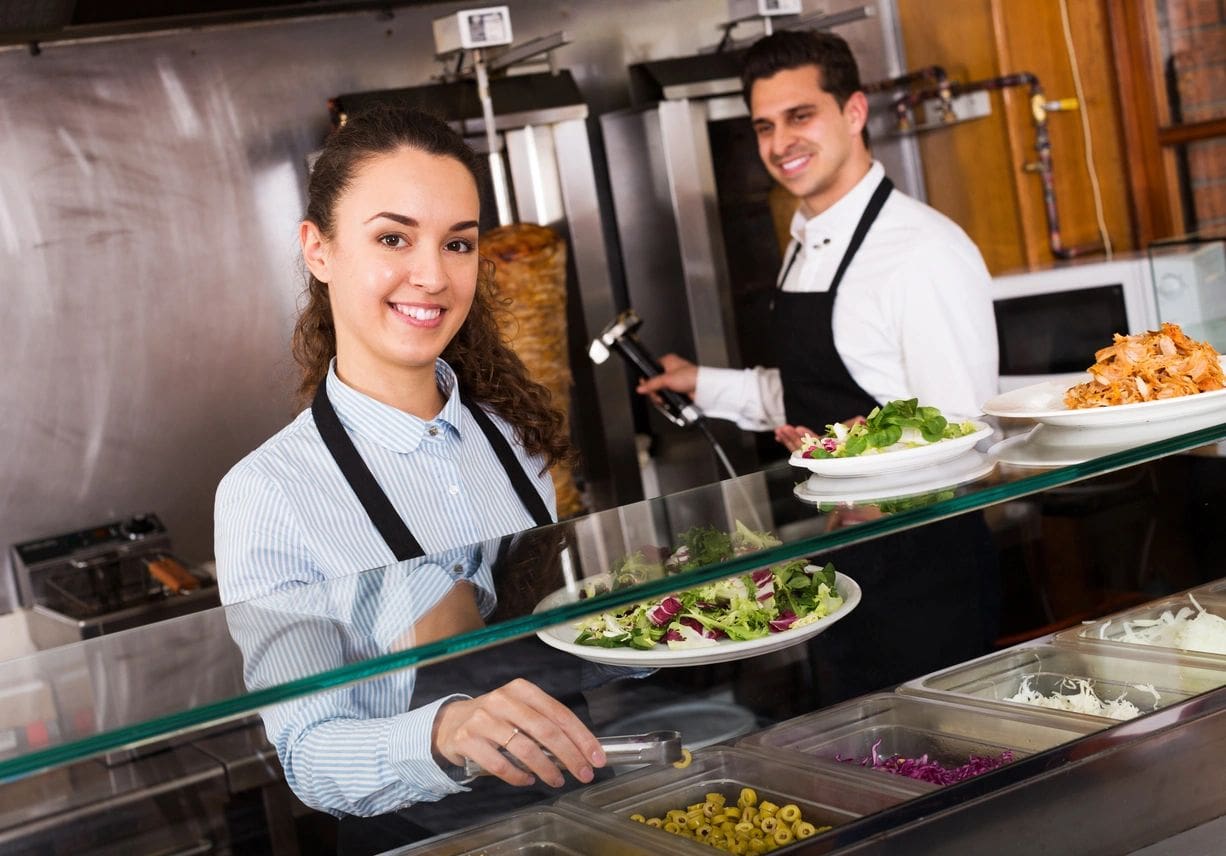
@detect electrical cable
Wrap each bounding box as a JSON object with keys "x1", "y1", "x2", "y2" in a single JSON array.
[
  {"x1": 590, "y1": 309, "x2": 766, "y2": 529},
  {"x1": 695, "y1": 418, "x2": 739, "y2": 482},
  {"x1": 694, "y1": 417, "x2": 768, "y2": 532},
  {"x1": 1058, "y1": 0, "x2": 1113, "y2": 259}
]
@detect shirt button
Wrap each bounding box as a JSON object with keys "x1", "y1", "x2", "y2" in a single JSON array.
[
  {"x1": 448, "y1": 485, "x2": 459, "y2": 495},
  {"x1": 427, "y1": 426, "x2": 439, "y2": 437},
  {"x1": 452, "y1": 564, "x2": 463, "y2": 574}
]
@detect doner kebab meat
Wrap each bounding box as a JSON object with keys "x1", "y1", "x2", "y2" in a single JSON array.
[
  {"x1": 1064, "y1": 322, "x2": 1225, "y2": 409},
  {"x1": 483, "y1": 223, "x2": 584, "y2": 518}
]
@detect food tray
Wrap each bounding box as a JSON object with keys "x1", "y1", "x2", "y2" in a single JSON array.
[
  {"x1": 1190, "y1": 576, "x2": 1226, "y2": 598},
  {"x1": 385, "y1": 806, "x2": 669, "y2": 855},
  {"x1": 899, "y1": 643, "x2": 1225, "y2": 725},
  {"x1": 560, "y1": 745, "x2": 924, "y2": 852},
  {"x1": 1054, "y1": 593, "x2": 1226, "y2": 669},
  {"x1": 738, "y1": 692, "x2": 1098, "y2": 788}
]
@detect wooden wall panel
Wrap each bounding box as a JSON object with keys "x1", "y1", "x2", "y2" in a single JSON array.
[
  {"x1": 1107, "y1": 0, "x2": 1185, "y2": 244},
  {"x1": 897, "y1": 0, "x2": 1029, "y2": 273},
  {"x1": 994, "y1": 0, "x2": 1135, "y2": 262},
  {"x1": 897, "y1": 0, "x2": 1137, "y2": 274}
]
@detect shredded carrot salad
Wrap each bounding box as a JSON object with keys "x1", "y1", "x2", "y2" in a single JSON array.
[{"x1": 1064, "y1": 322, "x2": 1225, "y2": 409}]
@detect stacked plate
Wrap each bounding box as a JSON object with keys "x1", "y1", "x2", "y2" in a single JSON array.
[
  {"x1": 984, "y1": 375, "x2": 1226, "y2": 468},
  {"x1": 789, "y1": 422, "x2": 995, "y2": 506}
]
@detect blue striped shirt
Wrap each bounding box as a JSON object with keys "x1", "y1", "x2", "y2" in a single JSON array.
[{"x1": 214, "y1": 358, "x2": 556, "y2": 816}]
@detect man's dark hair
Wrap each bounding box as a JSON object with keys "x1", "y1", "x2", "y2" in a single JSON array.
[{"x1": 741, "y1": 30, "x2": 870, "y2": 147}]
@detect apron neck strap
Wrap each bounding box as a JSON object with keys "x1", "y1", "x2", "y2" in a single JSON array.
[
  {"x1": 828, "y1": 175, "x2": 894, "y2": 295},
  {"x1": 312, "y1": 379, "x2": 554, "y2": 562}
]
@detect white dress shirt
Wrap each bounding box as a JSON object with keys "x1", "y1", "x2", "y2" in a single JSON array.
[{"x1": 695, "y1": 161, "x2": 999, "y2": 430}]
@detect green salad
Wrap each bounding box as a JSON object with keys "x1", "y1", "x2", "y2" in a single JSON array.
[
  {"x1": 798, "y1": 399, "x2": 978, "y2": 460},
  {"x1": 573, "y1": 523, "x2": 844, "y2": 651}
]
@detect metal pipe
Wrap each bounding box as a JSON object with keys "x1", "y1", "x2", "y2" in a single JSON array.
[
  {"x1": 473, "y1": 50, "x2": 513, "y2": 226},
  {"x1": 864, "y1": 65, "x2": 954, "y2": 125},
  {"x1": 892, "y1": 72, "x2": 1102, "y2": 260}
]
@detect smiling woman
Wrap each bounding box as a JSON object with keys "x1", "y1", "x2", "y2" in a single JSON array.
[
  {"x1": 289, "y1": 107, "x2": 570, "y2": 466},
  {"x1": 213, "y1": 106, "x2": 612, "y2": 854},
  {"x1": 299, "y1": 146, "x2": 481, "y2": 417}
]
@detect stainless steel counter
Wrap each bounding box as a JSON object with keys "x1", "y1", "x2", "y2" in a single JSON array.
[{"x1": 0, "y1": 719, "x2": 303, "y2": 856}]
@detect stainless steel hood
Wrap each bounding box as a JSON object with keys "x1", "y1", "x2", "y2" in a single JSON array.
[{"x1": 0, "y1": 0, "x2": 427, "y2": 44}]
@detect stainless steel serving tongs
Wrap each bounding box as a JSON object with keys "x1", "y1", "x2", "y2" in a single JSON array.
[{"x1": 462, "y1": 730, "x2": 683, "y2": 781}]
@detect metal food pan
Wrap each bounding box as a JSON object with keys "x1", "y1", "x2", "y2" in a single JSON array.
[
  {"x1": 738, "y1": 692, "x2": 1098, "y2": 787},
  {"x1": 1054, "y1": 593, "x2": 1226, "y2": 667},
  {"x1": 899, "y1": 643, "x2": 1222, "y2": 725},
  {"x1": 561, "y1": 745, "x2": 923, "y2": 850},
  {"x1": 1191, "y1": 576, "x2": 1226, "y2": 598},
  {"x1": 384, "y1": 806, "x2": 672, "y2": 856}
]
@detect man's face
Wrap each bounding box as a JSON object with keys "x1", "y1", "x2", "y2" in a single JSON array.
[{"x1": 750, "y1": 64, "x2": 867, "y2": 216}]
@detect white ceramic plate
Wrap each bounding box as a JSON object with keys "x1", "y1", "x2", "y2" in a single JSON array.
[
  {"x1": 793, "y1": 451, "x2": 994, "y2": 505},
  {"x1": 990, "y1": 409, "x2": 1226, "y2": 468},
  {"x1": 533, "y1": 572, "x2": 861, "y2": 668},
  {"x1": 982, "y1": 371, "x2": 1226, "y2": 428},
  {"x1": 788, "y1": 421, "x2": 993, "y2": 478}
]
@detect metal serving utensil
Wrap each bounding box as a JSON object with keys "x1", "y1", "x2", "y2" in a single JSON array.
[{"x1": 462, "y1": 729, "x2": 683, "y2": 780}]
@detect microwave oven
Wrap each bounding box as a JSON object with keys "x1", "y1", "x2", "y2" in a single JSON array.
[{"x1": 989, "y1": 244, "x2": 1226, "y2": 392}]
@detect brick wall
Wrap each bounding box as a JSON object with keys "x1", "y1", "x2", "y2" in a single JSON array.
[{"x1": 1163, "y1": 0, "x2": 1226, "y2": 235}]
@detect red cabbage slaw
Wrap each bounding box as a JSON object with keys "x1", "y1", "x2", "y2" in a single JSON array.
[{"x1": 836, "y1": 738, "x2": 1014, "y2": 786}]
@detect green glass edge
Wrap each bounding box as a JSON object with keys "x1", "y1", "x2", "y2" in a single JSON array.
[{"x1": 3, "y1": 421, "x2": 1224, "y2": 781}]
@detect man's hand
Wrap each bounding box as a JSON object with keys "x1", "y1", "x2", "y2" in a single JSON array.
[
  {"x1": 774, "y1": 424, "x2": 817, "y2": 453},
  {"x1": 635, "y1": 353, "x2": 698, "y2": 407},
  {"x1": 776, "y1": 415, "x2": 867, "y2": 452},
  {"x1": 824, "y1": 505, "x2": 885, "y2": 529},
  {"x1": 432, "y1": 679, "x2": 605, "y2": 789}
]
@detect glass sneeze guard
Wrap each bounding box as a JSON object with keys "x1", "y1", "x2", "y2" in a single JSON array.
[{"x1": 3, "y1": 418, "x2": 1226, "y2": 782}]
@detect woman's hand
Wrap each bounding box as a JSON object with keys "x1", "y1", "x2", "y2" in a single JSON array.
[{"x1": 432, "y1": 678, "x2": 606, "y2": 788}]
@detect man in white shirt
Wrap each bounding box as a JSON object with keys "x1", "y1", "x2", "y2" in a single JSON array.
[
  {"x1": 640, "y1": 31, "x2": 1002, "y2": 706},
  {"x1": 637, "y1": 30, "x2": 998, "y2": 449}
]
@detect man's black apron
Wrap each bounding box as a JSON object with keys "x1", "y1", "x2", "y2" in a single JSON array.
[
  {"x1": 770, "y1": 176, "x2": 894, "y2": 430},
  {"x1": 767, "y1": 176, "x2": 1000, "y2": 706},
  {"x1": 311, "y1": 383, "x2": 595, "y2": 855}
]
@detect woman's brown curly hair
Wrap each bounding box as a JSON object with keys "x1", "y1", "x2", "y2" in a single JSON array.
[{"x1": 291, "y1": 105, "x2": 572, "y2": 470}]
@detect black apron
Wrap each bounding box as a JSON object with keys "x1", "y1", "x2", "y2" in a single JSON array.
[
  {"x1": 765, "y1": 178, "x2": 1001, "y2": 704},
  {"x1": 312, "y1": 382, "x2": 596, "y2": 855},
  {"x1": 771, "y1": 176, "x2": 893, "y2": 429}
]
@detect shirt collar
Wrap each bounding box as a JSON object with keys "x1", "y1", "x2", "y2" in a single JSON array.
[
  {"x1": 324, "y1": 358, "x2": 464, "y2": 454},
  {"x1": 789, "y1": 160, "x2": 886, "y2": 247}
]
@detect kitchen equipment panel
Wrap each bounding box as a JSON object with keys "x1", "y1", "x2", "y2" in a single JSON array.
[{"x1": 10, "y1": 513, "x2": 218, "y2": 650}]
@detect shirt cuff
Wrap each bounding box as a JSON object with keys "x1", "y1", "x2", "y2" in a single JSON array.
[
  {"x1": 695, "y1": 366, "x2": 748, "y2": 418},
  {"x1": 387, "y1": 694, "x2": 473, "y2": 798},
  {"x1": 695, "y1": 366, "x2": 781, "y2": 431}
]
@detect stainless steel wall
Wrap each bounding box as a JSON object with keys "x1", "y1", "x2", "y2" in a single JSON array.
[{"x1": 0, "y1": 0, "x2": 904, "y2": 599}]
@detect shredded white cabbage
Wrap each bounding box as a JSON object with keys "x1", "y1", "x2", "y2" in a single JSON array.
[
  {"x1": 1006, "y1": 675, "x2": 1147, "y2": 720},
  {"x1": 1106, "y1": 594, "x2": 1226, "y2": 656}
]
